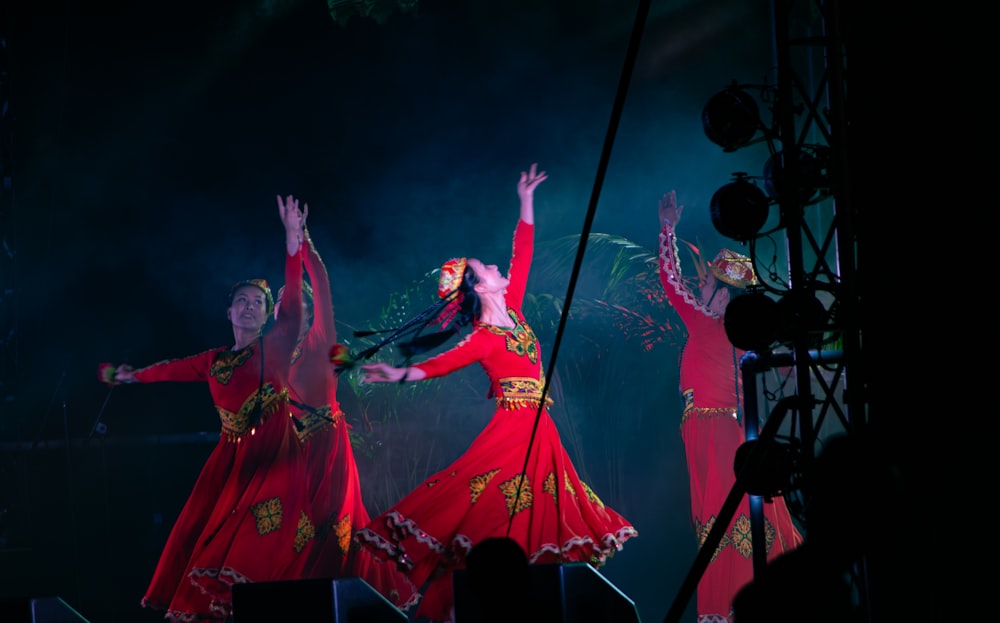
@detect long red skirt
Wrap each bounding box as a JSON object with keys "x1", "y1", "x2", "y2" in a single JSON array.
[
  {"x1": 356, "y1": 407, "x2": 638, "y2": 623},
  {"x1": 295, "y1": 410, "x2": 420, "y2": 611},
  {"x1": 141, "y1": 411, "x2": 314, "y2": 621},
  {"x1": 681, "y1": 411, "x2": 803, "y2": 623}
]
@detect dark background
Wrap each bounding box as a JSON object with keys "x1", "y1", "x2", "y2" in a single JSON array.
[{"x1": 0, "y1": 1, "x2": 921, "y2": 623}]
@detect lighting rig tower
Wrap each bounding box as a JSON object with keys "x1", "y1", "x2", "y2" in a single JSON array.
[{"x1": 664, "y1": 0, "x2": 868, "y2": 621}]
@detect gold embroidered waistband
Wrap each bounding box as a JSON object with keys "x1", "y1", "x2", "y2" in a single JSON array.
[
  {"x1": 295, "y1": 406, "x2": 345, "y2": 444},
  {"x1": 680, "y1": 406, "x2": 738, "y2": 426},
  {"x1": 496, "y1": 377, "x2": 554, "y2": 410},
  {"x1": 681, "y1": 389, "x2": 737, "y2": 426},
  {"x1": 680, "y1": 388, "x2": 736, "y2": 426},
  {"x1": 219, "y1": 385, "x2": 288, "y2": 442}
]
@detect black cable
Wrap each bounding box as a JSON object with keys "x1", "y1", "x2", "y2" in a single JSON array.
[{"x1": 506, "y1": 0, "x2": 652, "y2": 537}]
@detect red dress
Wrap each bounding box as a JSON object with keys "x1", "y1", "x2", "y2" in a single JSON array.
[
  {"x1": 658, "y1": 223, "x2": 803, "y2": 623},
  {"x1": 287, "y1": 234, "x2": 419, "y2": 610},
  {"x1": 356, "y1": 220, "x2": 639, "y2": 623},
  {"x1": 137, "y1": 247, "x2": 315, "y2": 622}
]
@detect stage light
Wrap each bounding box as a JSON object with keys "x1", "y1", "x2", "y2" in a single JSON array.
[
  {"x1": 762, "y1": 147, "x2": 828, "y2": 205},
  {"x1": 723, "y1": 290, "x2": 778, "y2": 352},
  {"x1": 734, "y1": 438, "x2": 796, "y2": 498},
  {"x1": 710, "y1": 174, "x2": 770, "y2": 242},
  {"x1": 702, "y1": 85, "x2": 761, "y2": 152},
  {"x1": 774, "y1": 289, "x2": 828, "y2": 347}
]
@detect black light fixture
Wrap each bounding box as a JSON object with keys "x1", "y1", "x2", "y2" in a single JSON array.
[
  {"x1": 701, "y1": 84, "x2": 761, "y2": 152},
  {"x1": 734, "y1": 438, "x2": 796, "y2": 498},
  {"x1": 723, "y1": 290, "x2": 778, "y2": 352},
  {"x1": 762, "y1": 146, "x2": 829, "y2": 205},
  {"x1": 773, "y1": 289, "x2": 828, "y2": 347},
  {"x1": 710, "y1": 173, "x2": 770, "y2": 242}
]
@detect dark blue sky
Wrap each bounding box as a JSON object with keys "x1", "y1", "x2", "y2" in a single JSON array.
[{"x1": 0, "y1": 2, "x2": 814, "y2": 622}]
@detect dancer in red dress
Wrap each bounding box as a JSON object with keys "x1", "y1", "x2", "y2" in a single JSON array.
[
  {"x1": 657, "y1": 190, "x2": 803, "y2": 623},
  {"x1": 273, "y1": 194, "x2": 419, "y2": 611},
  {"x1": 353, "y1": 164, "x2": 638, "y2": 622},
  {"x1": 103, "y1": 198, "x2": 313, "y2": 621}
]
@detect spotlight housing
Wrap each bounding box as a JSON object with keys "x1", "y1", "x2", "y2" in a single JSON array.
[
  {"x1": 710, "y1": 174, "x2": 770, "y2": 242},
  {"x1": 763, "y1": 147, "x2": 828, "y2": 205},
  {"x1": 734, "y1": 438, "x2": 796, "y2": 498},
  {"x1": 774, "y1": 289, "x2": 828, "y2": 347},
  {"x1": 702, "y1": 85, "x2": 761, "y2": 152},
  {"x1": 723, "y1": 290, "x2": 778, "y2": 352}
]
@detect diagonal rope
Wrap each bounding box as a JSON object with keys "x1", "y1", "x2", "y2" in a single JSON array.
[{"x1": 506, "y1": 0, "x2": 652, "y2": 537}]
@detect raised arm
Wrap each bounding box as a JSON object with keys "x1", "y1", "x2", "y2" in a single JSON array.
[
  {"x1": 303, "y1": 228, "x2": 335, "y2": 342},
  {"x1": 657, "y1": 191, "x2": 704, "y2": 321},
  {"x1": 658, "y1": 189, "x2": 683, "y2": 229},
  {"x1": 278, "y1": 193, "x2": 306, "y2": 257},
  {"x1": 517, "y1": 162, "x2": 547, "y2": 225}
]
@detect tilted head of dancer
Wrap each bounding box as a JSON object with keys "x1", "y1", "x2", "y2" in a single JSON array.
[
  {"x1": 332, "y1": 255, "x2": 513, "y2": 371},
  {"x1": 227, "y1": 278, "x2": 274, "y2": 335}
]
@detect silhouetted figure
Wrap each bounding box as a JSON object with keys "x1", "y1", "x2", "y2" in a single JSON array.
[{"x1": 464, "y1": 537, "x2": 539, "y2": 623}]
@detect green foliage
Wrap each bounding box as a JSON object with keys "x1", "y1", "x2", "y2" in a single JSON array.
[{"x1": 536, "y1": 232, "x2": 702, "y2": 353}]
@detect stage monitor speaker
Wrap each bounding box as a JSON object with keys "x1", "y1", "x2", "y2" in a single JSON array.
[
  {"x1": 0, "y1": 596, "x2": 91, "y2": 623},
  {"x1": 454, "y1": 562, "x2": 640, "y2": 623},
  {"x1": 231, "y1": 576, "x2": 407, "y2": 623}
]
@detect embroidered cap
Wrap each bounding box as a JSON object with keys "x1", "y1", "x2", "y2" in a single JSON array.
[
  {"x1": 710, "y1": 249, "x2": 757, "y2": 289},
  {"x1": 437, "y1": 257, "x2": 468, "y2": 299}
]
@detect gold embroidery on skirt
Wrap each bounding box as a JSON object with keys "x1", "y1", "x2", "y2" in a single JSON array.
[
  {"x1": 469, "y1": 468, "x2": 501, "y2": 504},
  {"x1": 696, "y1": 513, "x2": 777, "y2": 560},
  {"x1": 499, "y1": 473, "x2": 532, "y2": 514},
  {"x1": 333, "y1": 514, "x2": 352, "y2": 555},
  {"x1": 251, "y1": 497, "x2": 283, "y2": 535},
  {"x1": 294, "y1": 510, "x2": 315, "y2": 553}
]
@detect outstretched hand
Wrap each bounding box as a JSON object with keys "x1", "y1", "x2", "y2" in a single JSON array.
[
  {"x1": 115, "y1": 364, "x2": 136, "y2": 383},
  {"x1": 658, "y1": 190, "x2": 683, "y2": 227},
  {"x1": 360, "y1": 362, "x2": 406, "y2": 384},
  {"x1": 518, "y1": 163, "x2": 548, "y2": 202},
  {"x1": 278, "y1": 194, "x2": 308, "y2": 231},
  {"x1": 278, "y1": 194, "x2": 308, "y2": 253}
]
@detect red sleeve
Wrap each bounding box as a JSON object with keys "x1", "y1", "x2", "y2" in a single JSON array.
[
  {"x1": 303, "y1": 234, "x2": 335, "y2": 346},
  {"x1": 658, "y1": 222, "x2": 711, "y2": 327},
  {"x1": 133, "y1": 349, "x2": 218, "y2": 383},
  {"x1": 268, "y1": 246, "x2": 304, "y2": 364},
  {"x1": 505, "y1": 219, "x2": 533, "y2": 308},
  {"x1": 412, "y1": 329, "x2": 493, "y2": 379}
]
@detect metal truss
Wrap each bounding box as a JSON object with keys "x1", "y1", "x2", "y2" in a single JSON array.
[{"x1": 663, "y1": 0, "x2": 864, "y2": 621}]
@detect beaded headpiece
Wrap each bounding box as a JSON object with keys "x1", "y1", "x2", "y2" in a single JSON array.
[
  {"x1": 229, "y1": 278, "x2": 275, "y2": 313},
  {"x1": 710, "y1": 249, "x2": 757, "y2": 289},
  {"x1": 437, "y1": 257, "x2": 468, "y2": 298},
  {"x1": 436, "y1": 257, "x2": 468, "y2": 328}
]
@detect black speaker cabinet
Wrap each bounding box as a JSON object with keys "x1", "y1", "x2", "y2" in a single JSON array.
[
  {"x1": 231, "y1": 577, "x2": 407, "y2": 623},
  {"x1": 454, "y1": 562, "x2": 640, "y2": 623},
  {"x1": 0, "y1": 597, "x2": 91, "y2": 623}
]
